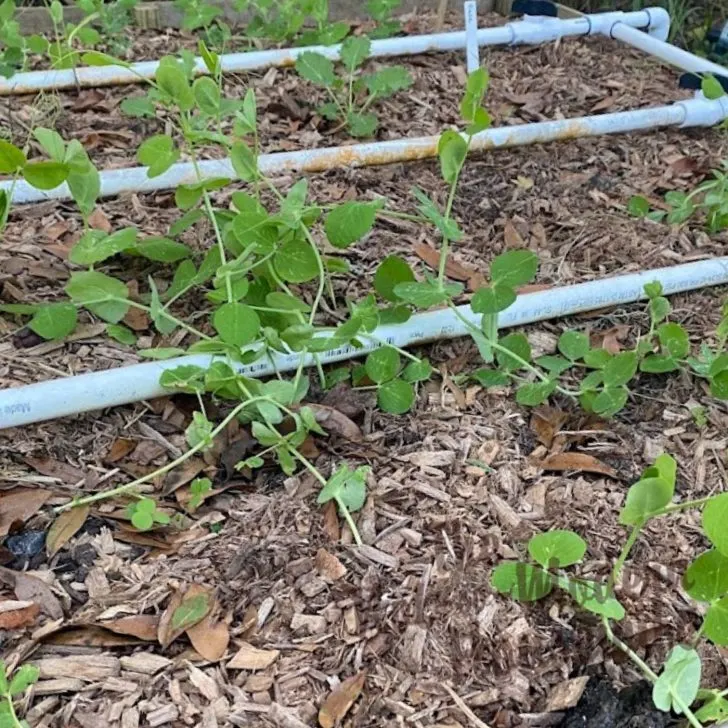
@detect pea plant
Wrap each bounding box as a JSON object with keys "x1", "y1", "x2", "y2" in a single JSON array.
[
  {"x1": 2, "y1": 57, "x2": 726, "y2": 545},
  {"x1": 295, "y1": 35, "x2": 412, "y2": 136},
  {"x1": 367, "y1": 0, "x2": 402, "y2": 39},
  {"x1": 0, "y1": 660, "x2": 40, "y2": 728},
  {"x1": 491, "y1": 454, "x2": 728, "y2": 726},
  {"x1": 0, "y1": 0, "x2": 50, "y2": 78}
]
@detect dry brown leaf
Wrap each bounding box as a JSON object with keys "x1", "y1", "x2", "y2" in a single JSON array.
[
  {"x1": 0, "y1": 567, "x2": 63, "y2": 619},
  {"x1": 228, "y1": 642, "x2": 279, "y2": 670},
  {"x1": 545, "y1": 676, "x2": 590, "y2": 711},
  {"x1": 106, "y1": 438, "x2": 137, "y2": 463},
  {"x1": 122, "y1": 306, "x2": 149, "y2": 331},
  {"x1": 42, "y1": 626, "x2": 144, "y2": 647},
  {"x1": 100, "y1": 614, "x2": 160, "y2": 641},
  {"x1": 529, "y1": 407, "x2": 568, "y2": 449},
  {"x1": 315, "y1": 548, "x2": 347, "y2": 581},
  {"x1": 413, "y1": 242, "x2": 473, "y2": 281},
  {"x1": 0, "y1": 600, "x2": 40, "y2": 629},
  {"x1": 504, "y1": 220, "x2": 525, "y2": 248},
  {"x1": 158, "y1": 584, "x2": 212, "y2": 648},
  {"x1": 25, "y1": 456, "x2": 84, "y2": 484},
  {"x1": 538, "y1": 452, "x2": 617, "y2": 477},
  {"x1": 46, "y1": 505, "x2": 90, "y2": 557},
  {"x1": 318, "y1": 671, "x2": 367, "y2": 728},
  {"x1": 187, "y1": 613, "x2": 230, "y2": 662},
  {"x1": 86, "y1": 207, "x2": 112, "y2": 231},
  {"x1": 0, "y1": 488, "x2": 52, "y2": 537},
  {"x1": 161, "y1": 458, "x2": 206, "y2": 496},
  {"x1": 304, "y1": 404, "x2": 362, "y2": 442},
  {"x1": 322, "y1": 500, "x2": 340, "y2": 542}
]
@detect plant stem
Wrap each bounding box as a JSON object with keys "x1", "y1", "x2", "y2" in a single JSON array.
[
  {"x1": 608, "y1": 525, "x2": 641, "y2": 594},
  {"x1": 4, "y1": 694, "x2": 23, "y2": 728}
]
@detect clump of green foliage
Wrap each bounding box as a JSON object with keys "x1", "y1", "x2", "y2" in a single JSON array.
[
  {"x1": 295, "y1": 35, "x2": 412, "y2": 137},
  {"x1": 492, "y1": 454, "x2": 728, "y2": 726},
  {"x1": 0, "y1": 659, "x2": 40, "y2": 728}
]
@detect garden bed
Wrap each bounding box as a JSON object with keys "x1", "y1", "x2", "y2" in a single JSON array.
[{"x1": 1, "y1": 8, "x2": 728, "y2": 728}]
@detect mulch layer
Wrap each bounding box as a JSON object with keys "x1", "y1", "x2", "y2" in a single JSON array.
[{"x1": 1, "y1": 9, "x2": 728, "y2": 728}]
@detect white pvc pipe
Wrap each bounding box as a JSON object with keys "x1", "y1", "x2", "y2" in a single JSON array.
[
  {"x1": 611, "y1": 22, "x2": 728, "y2": 76},
  {"x1": 2, "y1": 258, "x2": 727, "y2": 429},
  {"x1": 7, "y1": 96, "x2": 727, "y2": 205},
  {"x1": 0, "y1": 9, "x2": 661, "y2": 95},
  {"x1": 464, "y1": 1, "x2": 480, "y2": 73}
]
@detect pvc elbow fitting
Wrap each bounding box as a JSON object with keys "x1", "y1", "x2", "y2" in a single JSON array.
[
  {"x1": 643, "y1": 6, "x2": 671, "y2": 41},
  {"x1": 678, "y1": 96, "x2": 728, "y2": 127}
]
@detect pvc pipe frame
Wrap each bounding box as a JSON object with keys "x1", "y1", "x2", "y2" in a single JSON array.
[
  {"x1": 6, "y1": 95, "x2": 728, "y2": 205},
  {"x1": 0, "y1": 9, "x2": 663, "y2": 95},
  {"x1": 2, "y1": 258, "x2": 727, "y2": 429}
]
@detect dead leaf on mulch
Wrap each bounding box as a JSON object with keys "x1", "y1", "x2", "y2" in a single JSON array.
[
  {"x1": 0, "y1": 600, "x2": 40, "y2": 629},
  {"x1": 106, "y1": 438, "x2": 137, "y2": 463},
  {"x1": 530, "y1": 407, "x2": 569, "y2": 448},
  {"x1": 304, "y1": 403, "x2": 362, "y2": 442},
  {"x1": 158, "y1": 584, "x2": 212, "y2": 648},
  {"x1": 0, "y1": 567, "x2": 63, "y2": 619},
  {"x1": 46, "y1": 505, "x2": 90, "y2": 557},
  {"x1": 25, "y1": 456, "x2": 84, "y2": 484},
  {"x1": 536, "y1": 452, "x2": 617, "y2": 477},
  {"x1": 186, "y1": 611, "x2": 230, "y2": 662},
  {"x1": 43, "y1": 625, "x2": 146, "y2": 647},
  {"x1": 413, "y1": 241, "x2": 473, "y2": 281},
  {"x1": 99, "y1": 614, "x2": 160, "y2": 641},
  {"x1": 0, "y1": 488, "x2": 51, "y2": 537},
  {"x1": 321, "y1": 500, "x2": 341, "y2": 542},
  {"x1": 228, "y1": 642, "x2": 280, "y2": 670},
  {"x1": 504, "y1": 220, "x2": 526, "y2": 248},
  {"x1": 318, "y1": 671, "x2": 367, "y2": 728},
  {"x1": 161, "y1": 458, "x2": 207, "y2": 495},
  {"x1": 545, "y1": 676, "x2": 590, "y2": 711}
]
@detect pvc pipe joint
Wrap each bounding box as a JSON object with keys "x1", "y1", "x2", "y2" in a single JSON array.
[{"x1": 678, "y1": 95, "x2": 728, "y2": 127}]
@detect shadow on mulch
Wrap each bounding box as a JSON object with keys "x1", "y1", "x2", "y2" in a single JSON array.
[{"x1": 561, "y1": 679, "x2": 673, "y2": 728}]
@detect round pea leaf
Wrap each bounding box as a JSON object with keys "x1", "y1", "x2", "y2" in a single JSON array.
[
  {"x1": 704, "y1": 493, "x2": 728, "y2": 556},
  {"x1": 490, "y1": 250, "x2": 538, "y2": 287},
  {"x1": 377, "y1": 377, "x2": 415, "y2": 414},
  {"x1": 491, "y1": 562, "x2": 552, "y2": 602},
  {"x1": 365, "y1": 347, "x2": 400, "y2": 384},
  {"x1": 212, "y1": 302, "x2": 260, "y2": 347},
  {"x1": 683, "y1": 550, "x2": 728, "y2": 603},
  {"x1": 274, "y1": 239, "x2": 319, "y2": 283},
  {"x1": 28, "y1": 303, "x2": 77, "y2": 340},
  {"x1": 705, "y1": 597, "x2": 728, "y2": 646},
  {"x1": 528, "y1": 530, "x2": 587, "y2": 569},
  {"x1": 324, "y1": 201, "x2": 379, "y2": 249}
]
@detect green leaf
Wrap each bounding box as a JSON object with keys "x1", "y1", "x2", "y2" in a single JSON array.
[
  {"x1": 81, "y1": 50, "x2": 129, "y2": 66},
  {"x1": 279, "y1": 179, "x2": 309, "y2": 228},
  {"x1": 657, "y1": 322, "x2": 690, "y2": 360},
  {"x1": 107, "y1": 323, "x2": 136, "y2": 345},
  {"x1": 65, "y1": 271, "x2": 129, "y2": 323},
  {"x1": 437, "y1": 129, "x2": 467, "y2": 185},
  {"x1": 193, "y1": 76, "x2": 220, "y2": 115},
  {"x1": 347, "y1": 111, "x2": 378, "y2": 137},
  {"x1": 121, "y1": 96, "x2": 157, "y2": 118},
  {"x1": 156, "y1": 58, "x2": 194, "y2": 110},
  {"x1": 558, "y1": 331, "x2": 590, "y2": 361},
  {"x1": 230, "y1": 141, "x2": 258, "y2": 182},
  {"x1": 602, "y1": 351, "x2": 638, "y2": 387},
  {"x1": 460, "y1": 67, "x2": 489, "y2": 121},
  {"x1": 67, "y1": 166, "x2": 100, "y2": 218},
  {"x1": 23, "y1": 161, "x2": 69, "y2": 190},
  {"x1": 377, "y1": 377, "x2": 415, "y2": 414},
  {"x1": 704, "y1": 597, "x2": 728, "y2": 645},
  {"x1": 364, "y1": 65, "x2": 411, "y2": 95},
  {"x1": 365, "y1": 347, "x2": 399, "y2": 384},
  {"x1": 213, "y1": 302, "x2": 260, "y2": 347},
  {"x1": 695, "y1": 695, "x2": 728, "y2": 722},
  {"x1": 295, "y1": 51, "x2": 335, "y2": 86},
  {"x1": 265, "y1": 292, "x2": 310, "y2": 312},
  {"x1": 496, "y1": 333, "x2": 531, "y2": 372},
  {"x1": 0, "y1": 661, "x2": 7, "y2": 694},
  {"x1": 393, "y1": 280, "x2": 454, "y2": 308},
  {"x1": 528, "y1": 530, "x2": 586, "y2": 569},
  {"x1": 340, "y1": 34, "x2": 370, "y2": 71},
  {"x1": 584, "y1": 348, "x2": 612, "y2": 369},
  {"x1": 186, "y1": 411, "x2": 214, "y2": 449},
  {"x1": 317, "y1": 464, "x2": 369, "y2": 512},
  {"x1": 373, "y1": 255, "x2": 415, "y2": 302},
  {"x1": 491, "y1": 562, "x2": 552, "y2": 602},
  {"x1": 0, "y1": 139, "x2": 26, "y2": 173},
  {"x1": 28, "y1": 303, "x2": 77, "y2": 340},
  {"x1": 139, "y1": 347, "x2": 186, "y2": 359},
  {"x1": 8, "y1": 664, "x2": 40, "y2": 696},
  {"x1": 704, "y1": 493, "x2": 728, "y2": 556},
  {"x1": 536, "y1": 355, "x2": 573, "y2": 375},
  {"x1": 684, "y1": 550, "x2": 728, "y2": 603},
  {"x1": 274, "y1": 238, "x2": 319, "y2": 283},
  {"x1": 137, "y1": 134, "x2": 179, "y2": 178},
  {"x1": 711, "y1": 371, "x2": 728, "y2": 400},
  {"x1": 160, "y1": 365, "x2": 206, "y2": 394},
  {"x1": 70, "y1": 227, "x2": 137, "y2": 266},
  {"x1": 702, "y1": 74, "x2": 725, "y2": 100},
  {"x1": 516, "y1": 380, "x2": 557, "y2": 406},
  {"x1": 471, "y1": 369, "x2": 510, "y2": 387},
  {"x1": 135, "y1": 237, "x2": 190, "y2": 263},
  {"x1": 640, "y1": 354, "x2": 680, "y2": 374},
  {"x1": 471, "y1": 284, "x2": 516, "y2": 314},
  {"x1": 324, "y1": 201, "x2": 380, "y2": 248},
  {"x1": 652, "y1": 645, "x2": 701, "y2": 714},
  {"x1": 592, "y1": 386, "x2": 629, "y2": 416},
  {"x1": 411, "y1": 186, "x2": 462, "y2": 241},
  {"x1": 402, "y1": 358, "x2": 432, "y2": 383},
  {"x1": 627, "y1": 195, "x2": 650, "y2": 217},
  {"x1": 619, "y1": 476, "x2": 674, "y2": 526},
  {"x1": 171, "y1": 593, "x2": 210, "y2": 630},
  {"x1": 33, "y1": 127, "x2": 65, "y2": 162},
  {"x1": 555, "y1": 576, "x2": 626, "y2": 620},
  {"x1": 490, "y1": 250, "x2": 538, "y2": 287}
]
